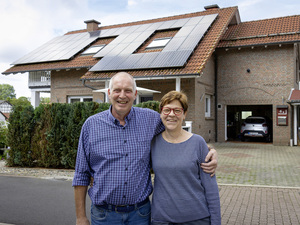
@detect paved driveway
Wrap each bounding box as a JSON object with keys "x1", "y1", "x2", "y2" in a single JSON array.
[{"x1": 213, "y1": 142, "x2": 300, "y2": 225}]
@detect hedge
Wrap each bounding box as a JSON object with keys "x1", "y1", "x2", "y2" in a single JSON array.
[{"x1": 6, "y1": 101, "x2": 159, "y2": 168}]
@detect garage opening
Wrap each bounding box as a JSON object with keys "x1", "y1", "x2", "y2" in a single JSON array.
[{"x1": 227, "y1": 105, "x2": 273, "y2": 142}]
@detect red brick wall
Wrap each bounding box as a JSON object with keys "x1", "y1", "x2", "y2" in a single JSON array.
[
  {"x1": 216, "y1": 45, "x2": 295, "y2": 145},
  {"x1": 51, "y1": 69, "x2": 105, "y2": 103}
]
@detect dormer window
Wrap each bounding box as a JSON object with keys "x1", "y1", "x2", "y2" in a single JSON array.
[
  {"x1": 146, "y1": 37, "x2": 171, "y2": 50},
  {"x1": 81, "y1": 45, "x2": 105, "y2": 55}
]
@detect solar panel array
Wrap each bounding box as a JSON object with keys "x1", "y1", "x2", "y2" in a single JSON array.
[
  {"x1": 91, "y1": 14, "x2": 217, "y2": 71},
  {"x1": 13, "y1": 31, "x2": 101, "y2": 65},
  {"x1": 13, "y1": 13, "x2": 218, "y2": 71}
]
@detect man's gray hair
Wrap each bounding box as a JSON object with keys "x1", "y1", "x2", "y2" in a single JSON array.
[{"x1": 109, "y1": 72, "x2": 137, "y2": 92}]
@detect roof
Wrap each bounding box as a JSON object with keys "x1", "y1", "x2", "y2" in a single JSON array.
[
  {"x1": 288, "y1": 89, "x2": 300, "y2": 104},
  {"x1": 3, "y1": 6, "x2": 238, "y2": 80},
  {"x1": 0, "y1": 100, "x2": 12, "y2": 106},
  {"x1": 218, "y1": 15, "x2": 300, "y2": 48}
]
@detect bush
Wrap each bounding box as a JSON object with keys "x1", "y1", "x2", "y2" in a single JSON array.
[
  {"x1": 6, "y1": 101, "x2": 157, "y2": 168},
  {"x1": 7, "y1": 105, "x2": 34, "y2": 167}
]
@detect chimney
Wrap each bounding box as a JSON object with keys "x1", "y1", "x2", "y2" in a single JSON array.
[
  {"x1": 84, "y1": 19, "x2": 101, "y2": 32},
  {"x1": 204, "y1": 4, "x2": 220, "y2": 10}
]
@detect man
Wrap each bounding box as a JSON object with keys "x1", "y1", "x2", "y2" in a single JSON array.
[{"x1": 73, "y1": 72, "x2": 218, "y2": 225}]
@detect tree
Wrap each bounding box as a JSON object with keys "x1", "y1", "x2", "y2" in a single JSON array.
[
  {"x1": 9, "y1": 96, "x2": 31, "y2": 107},
  {"x1": 0, "y1": 84, "x2": 16, "y2": 100}
]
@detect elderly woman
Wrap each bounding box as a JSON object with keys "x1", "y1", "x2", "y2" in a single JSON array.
[{"x1": 151, "y1": 91, "x2": 221, "y2": 225}]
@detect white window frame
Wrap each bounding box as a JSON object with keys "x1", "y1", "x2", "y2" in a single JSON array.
[
  {"x1": 81, "y1": 45, "x2": 105, "y2": 55},
  {"x1": 146, "y1": 37, "x2": 171, "y2": 49},
  {"x1": 205, "y1": 95, "x2": 211, "y2": 118},
  {"x1": 68, "y1": 96, "x2": 93, "y2": 103}
]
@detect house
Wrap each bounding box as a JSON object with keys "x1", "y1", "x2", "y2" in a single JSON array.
[{"x1": 2, "y1": 5, "x2": 300, "y2": 146}]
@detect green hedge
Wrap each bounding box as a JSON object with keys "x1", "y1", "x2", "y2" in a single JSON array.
[{"x1": 6, "y1": 101, "x2": 158, "y2": 168}]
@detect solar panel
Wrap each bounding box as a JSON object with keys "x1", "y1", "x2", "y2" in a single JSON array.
[
  {"x1": 162, "y1": 37, "x2": 186, "y2": 51},
  {"x1": 185, "y1": 16, "x2": 204, "y2": 26},
  {"x1": 117, "y1": 54, "x2": 144, "y2": 70},
  {"x1": 171, "y1": 18, "x2": 190, "y2": 28},
  {"x1": 94, "y1": 44, "x2": 117, "y2": 57},
  {"x1": 120, "y1": 42, "x2": 143, "y2": 55},
  {"x1": 13, "y1": 13, "x2": 218, "y2": 70},
  {"x1": 12, "y1": 32, "x2": 100, "y2": 65},
  {"x1": 157, "y1": 20, "x2": 177, "y2": 30},
  {"x1": 133, "y1": 52, "x2": 159, "y2": 69}
]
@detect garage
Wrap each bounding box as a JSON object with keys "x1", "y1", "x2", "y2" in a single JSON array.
[{"x1": 226, "y1": 105, "x2": 273, "y2": 142}]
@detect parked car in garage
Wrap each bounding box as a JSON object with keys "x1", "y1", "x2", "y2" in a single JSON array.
[{"x1": 240, "y1": 116, "x2": 272, "y2": 142}]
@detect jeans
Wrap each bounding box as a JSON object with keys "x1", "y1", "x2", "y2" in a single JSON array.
[
  {"x1": 91, "y1": 201, "x2": 151, "y2": 225},
  {"x1": 151, "y1": 217, "x2": 210, "y2": 225}
]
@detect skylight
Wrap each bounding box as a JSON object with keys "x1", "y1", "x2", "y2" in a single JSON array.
[
  {"x1": 146, "y1": 37, "x2": 172, "y2": 49},
  {"x1": 81, "y1": 45, "x2": 105, "y2": 55}
]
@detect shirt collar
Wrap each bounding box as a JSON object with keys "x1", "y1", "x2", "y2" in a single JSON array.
[{"x1": 108, "y1": 105, "x2": 135, "y2": 125}]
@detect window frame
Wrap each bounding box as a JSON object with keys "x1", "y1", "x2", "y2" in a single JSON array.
[
  {"x1": 205, "y1": 95, "x2": 211, "y2": 118},
  {"x1": 81, "y1": 45, "x2": 105, "y2": 55},
  {"x1": 146, "y1": 37, "x2": 172, "y2": 50},
  {"x1": 68, "y1": 96, "x2": 93, "y2": 103}
]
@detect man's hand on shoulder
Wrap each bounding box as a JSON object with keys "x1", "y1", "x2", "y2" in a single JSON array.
[{"x1": 201, "y1": 146, "x2": 218, "y2": 177}]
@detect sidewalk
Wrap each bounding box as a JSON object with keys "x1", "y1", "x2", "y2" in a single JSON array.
[{"x1": 1, "y1": 142, "x2": 300, "y2": 224}]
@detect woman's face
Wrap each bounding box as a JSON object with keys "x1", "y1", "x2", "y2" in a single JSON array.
[{"x1": 160, "y1": 100, "x2": 186, "y2": 131}]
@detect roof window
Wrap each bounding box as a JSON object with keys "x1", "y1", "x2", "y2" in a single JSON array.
[
  {"x1": 81, "y1": 45, "x2": 105, "y2": 55},
  {"x1": 146, "y1": 37, "x2": 171, "y2": 49}
]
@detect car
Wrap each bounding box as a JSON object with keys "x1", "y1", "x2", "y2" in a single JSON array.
[{"x1": 240, "y1": 116, "x2": 272, "y2": 142}]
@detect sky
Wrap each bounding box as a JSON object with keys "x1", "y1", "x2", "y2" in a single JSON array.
[{"x1": 0, "y1": 0, "x2": 299, "y2": 99}]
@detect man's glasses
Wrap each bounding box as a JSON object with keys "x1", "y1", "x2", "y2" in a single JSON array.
[{"x1": 161, "y1": 107, "x2": 184, "y2": 116}]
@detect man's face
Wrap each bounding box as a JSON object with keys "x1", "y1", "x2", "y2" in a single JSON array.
[{"x1": 108, "y1": 74, "x2": 137, "y2": 119}]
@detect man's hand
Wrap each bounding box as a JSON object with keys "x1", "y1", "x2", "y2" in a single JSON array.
[
  {"x1": 74, "y1": 186, "x2": 89, "y2": 225},
  {"x1": 201, "y1": 147, "x2": 218, "y2": 177},
  {"x1": 76, "y1": 217, "x2": 90, "y2": 225}
]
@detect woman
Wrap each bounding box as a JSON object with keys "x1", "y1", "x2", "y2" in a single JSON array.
[{"x1": 151, "y1": 91, "x2": 221, "y2": 225}]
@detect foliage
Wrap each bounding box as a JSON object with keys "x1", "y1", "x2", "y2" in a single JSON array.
[
  {"x1": 6, "y1": 100, "x2": 156, "y2": 168},
  {"x1": 40, "y1": 97, "x2": 50, "y2": 104},
  {"x1": 6, "y1": 105, "x2": 35, "y2": 167},
  {"x1": 8, "y1": 96, "x2": 31, "y2": 107},
  {"x1": 0, "y1": 121, "x2": 8, "y2": 148},
  {"x1": 0, "y1": 84, "x2": 16, "y2": 99},
  {"x1": 135, "y1": 100, "x2": 160, "y2": 112}
]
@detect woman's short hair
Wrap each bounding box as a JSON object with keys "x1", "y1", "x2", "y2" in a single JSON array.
[{"x1": 159, "y1": 91, "x2": 188, "y2": 113}]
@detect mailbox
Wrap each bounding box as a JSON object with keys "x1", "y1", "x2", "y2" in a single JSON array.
[{"x1": 276, "y1": 105, "x2": 288, "y2": 126}]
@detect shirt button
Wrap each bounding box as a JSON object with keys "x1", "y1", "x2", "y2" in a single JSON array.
[
  {"x1": 125, "y1": 168, "x2": 128, "y2": 171},
  {"x1": 124, "y1": 182, "x2": 127, "y2": 185},
  {"x1": 124, "y1": 140, "x2": 127, "y2": 143},
  {"x1": 123, "y1": 195, "x2": 126, "y2": 198},
  {"x1": 125, "y1": 153, "x2": 128, "y2": 156}
]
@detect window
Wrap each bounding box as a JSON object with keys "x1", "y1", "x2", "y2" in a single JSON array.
[
  {"x1": 81, "y1": 45, "x2": 105, "y2": 55},
  {"x1": 242, "y1": 111, "x2": 252, "y2": 119},
  {"x1": 68, "y1": 96, "x2": 93, "y2": 103},
  {"x1": 146, "y1": 37, "x2": 171, "y2": 49},
  {"x1": 205, "y1": 95, "x2": 211, "y2": 117}
]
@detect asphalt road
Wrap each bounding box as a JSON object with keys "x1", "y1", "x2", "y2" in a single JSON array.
[{"x1": 0, "y1": 176, "x2": 91, "y2": 225}]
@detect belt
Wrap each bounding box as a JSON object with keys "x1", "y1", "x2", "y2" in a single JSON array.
[{"x1": 98, "y1": 197, "x2": 149, "y2": 213}]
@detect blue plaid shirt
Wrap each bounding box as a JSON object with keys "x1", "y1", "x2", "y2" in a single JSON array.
[{"x1": 72, "y1": 106, "x2": 164, "y2": 205}]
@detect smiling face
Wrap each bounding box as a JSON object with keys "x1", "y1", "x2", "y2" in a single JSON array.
[
  {"x1": 160, "y1": 99, "x2": 186, "y2": 132},
  {"x1": 108, "y1": 72, "x2": 137, "y2": 120}
]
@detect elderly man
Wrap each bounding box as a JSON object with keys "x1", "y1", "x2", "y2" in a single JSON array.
[{"x1": 73, "y1": 72, "x2": 218, "y2": 225}]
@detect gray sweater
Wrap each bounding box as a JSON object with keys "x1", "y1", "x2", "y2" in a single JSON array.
[{"x1": 151, "y1": 134, "x2": 221, "y2": 224}]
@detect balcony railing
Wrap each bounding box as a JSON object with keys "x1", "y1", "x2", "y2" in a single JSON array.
[{"x1": 28, "y1": 71, "x2": 51, "y2": 87}]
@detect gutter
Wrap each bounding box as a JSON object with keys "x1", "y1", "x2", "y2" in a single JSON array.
[
  {"x1": 214, "y1": 53, "x2": 218, "y2": 142},
  {"x1": 82, "y1": 79, "x2": 97, "y2": 90}
]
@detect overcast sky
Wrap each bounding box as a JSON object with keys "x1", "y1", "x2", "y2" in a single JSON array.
[{"x1": 0, "y1": 0, "x2": 299, "y2": 98}]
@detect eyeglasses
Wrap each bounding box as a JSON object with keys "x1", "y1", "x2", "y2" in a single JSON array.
[{"x1": 161, "y1": 107, "x2": 184, "y2": 116}]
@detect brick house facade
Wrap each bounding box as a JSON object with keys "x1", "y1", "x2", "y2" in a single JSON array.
[{"x1": 3, "y1": 5, "x2": 300, "y2": 146}]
